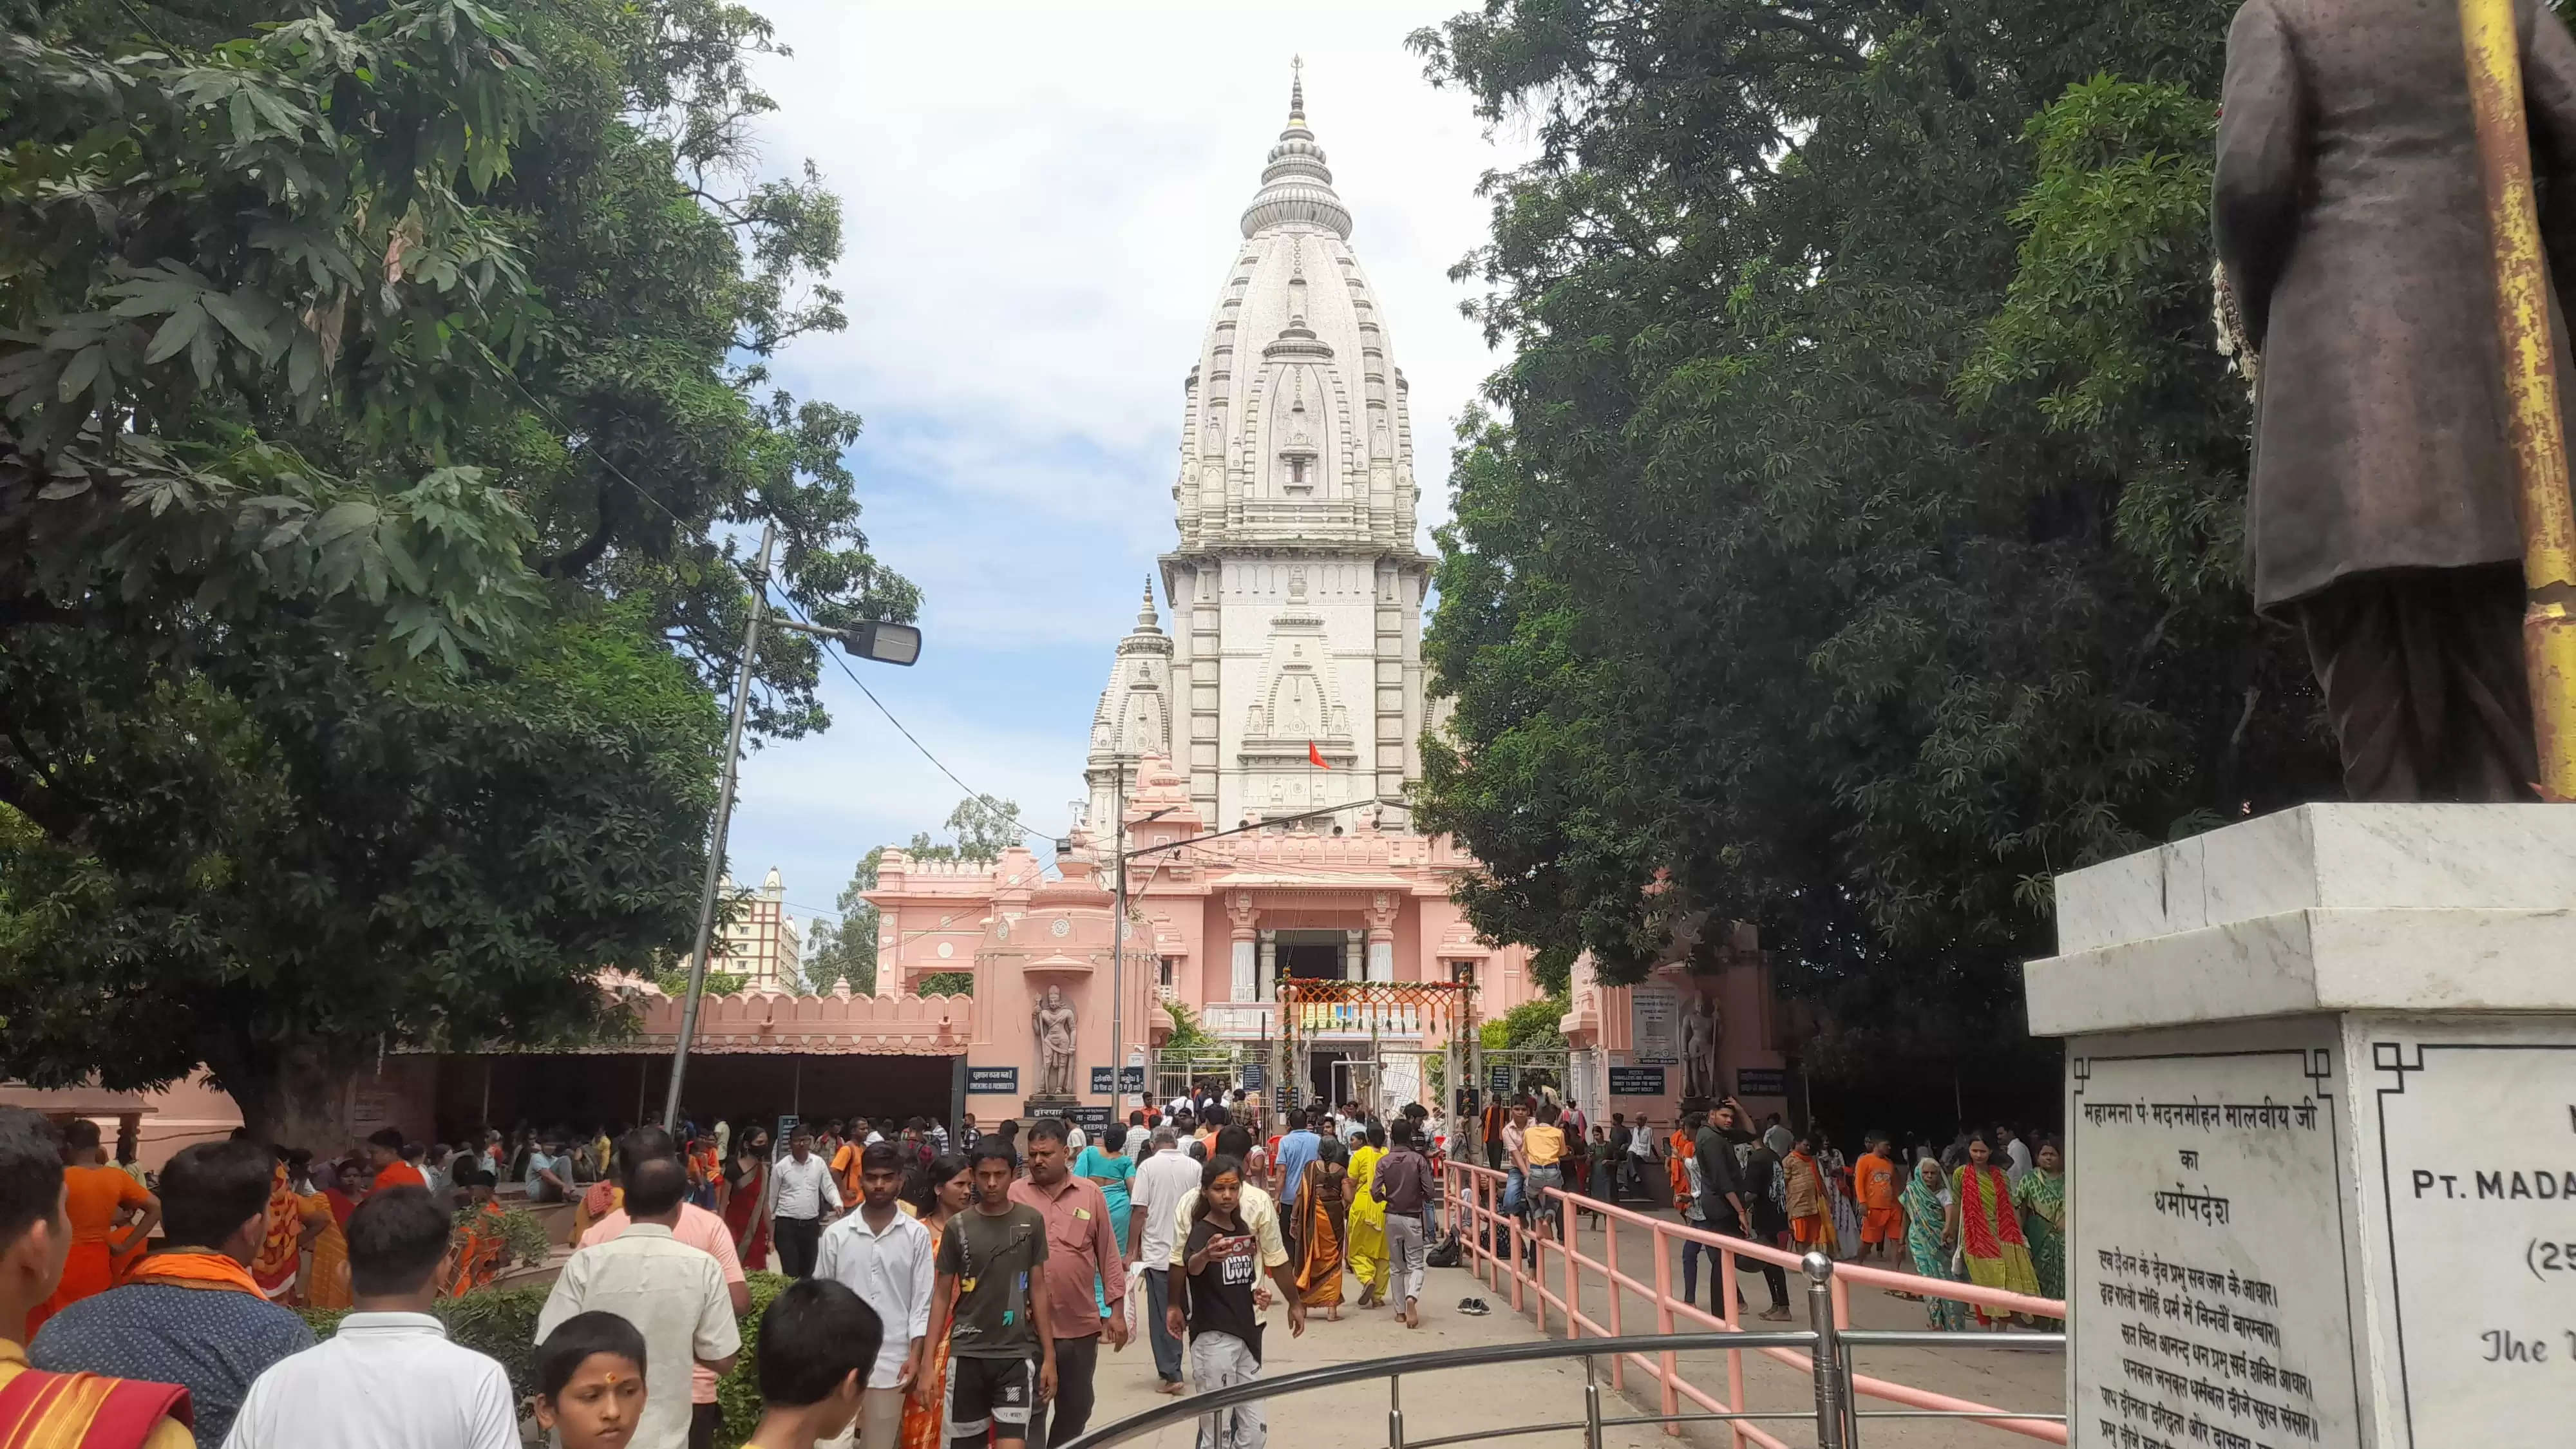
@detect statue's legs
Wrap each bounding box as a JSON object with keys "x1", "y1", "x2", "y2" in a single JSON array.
[{"x1": 2295, "y1": 562, "x2": 2537, "y2": 802}]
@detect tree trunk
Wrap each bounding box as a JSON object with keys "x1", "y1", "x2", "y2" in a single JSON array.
[{"x1": 204, "y1": 1034, "x2": 357, "y2": 1150}]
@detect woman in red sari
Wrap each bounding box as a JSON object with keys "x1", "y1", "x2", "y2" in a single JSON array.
[{"x1": 719, "y1": 1132, "x2": 773, "y2": 1269}]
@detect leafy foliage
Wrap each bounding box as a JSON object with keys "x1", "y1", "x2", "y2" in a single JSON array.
[
  {"x1": 916, "y1": 971, "x2": 974, "y2": 998},
  {"x1": 1161, "y1": 999, "x2": 1218, "y2": 1050},
  {"x1": 1479, "y1": 996, "x2": 1568, "y2": 1054},
  {"x1": 1408, "y1": 1, "x2": 2337, "y2": 1080},
  {"x1": 795, "y1": 846, "x2": 882, "y2": 994},
  {"x1": 0, "y1": 0, "x2": 911, "y2": 1139},
  {"x1": 897, "y1": 795, "x2": 1023, "y2": 865}
]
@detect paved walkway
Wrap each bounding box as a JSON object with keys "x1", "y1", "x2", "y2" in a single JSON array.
[
  {"x1": 1080, "y1": 1280, "x2": 1678, "y2": 1449},
  {"x1": 1078, "y1": 1212, "x2": 2065, "y2": 1449}
]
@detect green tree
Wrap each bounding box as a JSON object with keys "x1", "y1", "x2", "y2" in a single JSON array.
[
  {"x1": 1479, "y1": 996, "x2": 1569, "y2": 1054},
  {"x1": 916, "y1": 971, "x2": 974, "y2": 998},
  {"x1": 0, "y1": 0, "x2": 913, "y2": 1142},
  {"x1": 795, "y1": 847, "x2": 882, "y2": 995},
  {"x1": 1408, "y1": 1, "x2": 2336, "y2": 1084},
  {"x1": 898, "y1": 796, "x2": 1023, "y2": 866}
]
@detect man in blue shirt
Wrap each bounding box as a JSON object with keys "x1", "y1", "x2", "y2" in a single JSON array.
[
  {"x1": 33, "y1": 1138, "x2": 315, "y2": 1443},
  {"x1": 1270, "y1": 1105, "x2": 1324, "y2": 1202}
]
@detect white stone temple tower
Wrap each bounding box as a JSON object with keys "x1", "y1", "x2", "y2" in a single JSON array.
[
  {"x1": 1084, "y1": 582, "x2": 1175, "y2": 835},
  {"x1": 1158, "y1": 61, "x2": 1431, "y2": 829}
]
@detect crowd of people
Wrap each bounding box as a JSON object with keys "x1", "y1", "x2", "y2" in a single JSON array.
[
  {"x1": 0, "y1": 1105, "x2": 907, "y2": 1449},
  {"x1": 1462, "y1": 1089, "x2": 2067, "y2": 1331},
  {"x1": 2, "y1": 1081, "x2": 2067, "y2": 1449}
]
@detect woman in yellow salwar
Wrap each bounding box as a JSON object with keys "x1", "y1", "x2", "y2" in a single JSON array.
[
  {"x1": 1942, "y1": 1132, "x2": 2040, "y2": 1329},
  {"x1": 1345, "y1": 1124, "x2": 1390, "y2": 1309},
  {"x1": 1293, "y1": 1137, "x2": 1350, "y2": 1318}
]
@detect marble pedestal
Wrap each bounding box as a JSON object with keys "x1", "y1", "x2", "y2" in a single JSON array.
[{"x1": 2023, "y1": 804, "x2": 2576, "y2": 1449}]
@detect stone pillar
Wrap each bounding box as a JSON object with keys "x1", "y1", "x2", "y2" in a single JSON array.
[
  {"x1": 1230, "y1": 938, "x2": 1256, "y2": 1004},
  {"x1": 2025, "y1": 804, "x2": 2576, "y2": 1449},
  {"x1": 1342, "y1": 929, "x2": 1363, "y2": 983},
  {"x1": 1256, "y1": 930, "x2": 1277, "y2": 1003},
  {"x1": 1365, "y1": 893, "x2": 1399, "y2": 984}
]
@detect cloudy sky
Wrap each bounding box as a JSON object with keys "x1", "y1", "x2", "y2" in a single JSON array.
[{"x1": 723, "y1": 1, "x2": 1528, "y2": 934}]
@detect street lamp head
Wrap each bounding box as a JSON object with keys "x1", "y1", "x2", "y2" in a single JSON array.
[{"x1": 838, "y1": 620, "x2": 922, "y2": 666}]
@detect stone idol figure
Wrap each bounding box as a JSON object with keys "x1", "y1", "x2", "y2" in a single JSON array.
[
  {"x1": 2215, "y1": 0, "x2": 2576, "y2": 800},
  {"x1": 1032, "y1": 984, "x2": 1077, "y2": 1097},
  {"x1": 1681, "y1": 992, "x2": 1721, "y2": 1101}
]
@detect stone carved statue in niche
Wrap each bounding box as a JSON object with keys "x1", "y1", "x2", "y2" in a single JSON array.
[
  {"x1": 1032, "y1": 984, "x2": 1077, "y2": 1097},
  {"x1": 1681, "y1": 992, "x2": 1723, "y2": 1101}
]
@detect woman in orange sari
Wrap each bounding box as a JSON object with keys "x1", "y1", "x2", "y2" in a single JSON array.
[
  {"x1": 1292, "y1": 1139, "x2": 1348, "y2": 1319},
  {"x1": 242, "y1": 1151, "x2": 307, "y2": 1307},
  {"x1": 900, "y1": 1155, "x2": 972, "y2": 1449},
  {"x1": 440, "y1": 1168, "x2": 509, "y2": 1297},
  {"x1": 299, "y1": 1165, "x2": 365, "y2": 1310},
  {"x1": 29, "y1": 1121, "x2": 159, "y2": 1332}
]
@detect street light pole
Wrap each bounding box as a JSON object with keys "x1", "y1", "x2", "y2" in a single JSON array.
[
  {"x1": 1109, "y1": 760, "x2": 1126, "y2": 1121},
  {"x1": 665, "y1": 522, "x2": 775, "y2": 1129}
]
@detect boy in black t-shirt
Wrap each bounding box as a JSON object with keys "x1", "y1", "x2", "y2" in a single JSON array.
[
  {"x1": 923, "y1": 1142, "x2": 1056, "y2": 1449},
  {"x1": 1166, "y1": 1155, "x2": 1302, "y2": 1449}
]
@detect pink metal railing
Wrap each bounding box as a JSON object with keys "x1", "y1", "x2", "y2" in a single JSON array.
[{"x1": 1440, "y1": 1159, "x2": 2069, "y2": 1446}]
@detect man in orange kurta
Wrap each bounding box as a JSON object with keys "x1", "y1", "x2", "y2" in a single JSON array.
[
  {"x1": 0, "y1": 1108, "x2": 194, "y2": 1448},
  {"x1": 1853, "y1": 1132, "x2": 1902, "y2": 1264},
  {"x1": 27, "y1": 1122, "x2": 157, "y2": 1336}
]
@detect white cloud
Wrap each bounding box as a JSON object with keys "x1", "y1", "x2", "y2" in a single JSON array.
[{"x1": 723, "y1": 0, "x2": 1528, "y2": 910}]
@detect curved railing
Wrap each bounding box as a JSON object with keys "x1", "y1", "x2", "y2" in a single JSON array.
[
  {"x1": 1061, "y1": 1250, "x2": 2062, "y2": 1449},
  {"x1": 1056, "y1": 1326, "x2": 1829, "y2": 1449},
  {"x1": 1444, "y1": 1158, "x2": 2069, "y2": 1446}
]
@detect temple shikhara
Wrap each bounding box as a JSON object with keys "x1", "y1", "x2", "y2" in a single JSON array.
[{"x1": 864, "y1": 69, "x2": 1549, "y2": 1117}]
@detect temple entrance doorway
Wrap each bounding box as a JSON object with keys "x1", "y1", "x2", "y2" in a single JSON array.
[
  {"x1": 1277, "y1": 929, "x2": 1344, "y2": 981},
  {"x1": 1307, "y1": 1048, "x2": 1350, "y2": 1108}
]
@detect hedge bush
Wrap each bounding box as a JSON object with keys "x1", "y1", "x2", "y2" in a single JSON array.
[{"x1": 301, "y1": 1271, "x2": 796, "y2": 1448}]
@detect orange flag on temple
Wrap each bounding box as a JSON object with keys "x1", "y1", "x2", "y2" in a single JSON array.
[{"x1": 1308, "y1": 741, "x2": 1329, "y2": 768}]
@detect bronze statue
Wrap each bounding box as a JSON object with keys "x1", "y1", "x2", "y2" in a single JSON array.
[{"x1": 2213, "y1": 0, "x2": 2576, "y2": 800}]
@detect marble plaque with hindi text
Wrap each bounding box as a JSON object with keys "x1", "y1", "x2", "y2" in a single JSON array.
[{"x1": 2070, "y1": 1036, "x2": 2361, "y2": 1449}]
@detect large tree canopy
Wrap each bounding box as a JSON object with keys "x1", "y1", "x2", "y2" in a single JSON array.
[
  {"x1": 0, "y1": 0, "x2": 909, "y2": 1141},
  {"x1": 1409, "y1": 1, "x2": 2340, "y2": 1076}
]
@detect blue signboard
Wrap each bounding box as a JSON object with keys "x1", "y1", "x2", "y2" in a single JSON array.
[
  {"x1": 1490, "y1": 1064, "x2": 1513, "y2": 1095},
  {"x1": 967, "y1": 1066, "x2": 1020, "y2": 1095},
  {"x1": 1736, "y1": 1068, "x2": 1788, "y2": 1097},
  {"x1": 1090, "y1": 1066, "x2": 1149, "y2": 1094},
  {"x1": 1067, "y1": 1106, "x2": 1113, "y2": 1138},
  {"x1": 1608, "y1": 1066, "x2": 1667, "y2": 1097},
  {"x1": 1241, "y1": 1061, "x2": 1265, "y2": 1090}
]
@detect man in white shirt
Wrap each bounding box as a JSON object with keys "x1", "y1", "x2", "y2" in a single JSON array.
[
  {"x1": 1999, "y1": 1125, "x2": 2033, "y2": 1186},
  {"x1": 813, "y1": 1142, "x2": 932, "y2": 1449},
  {"x1": 536, "y1": 1157, "x2": 741, "y2": 1449},
  {"x1": 225, "y1": 1186, "x2": 516, "y2": 1449},
  {"x1": 772, "y1": 1126, "x2": 842, "y2": 1279},
  {"x1": 1126, "y1": 1128, "x2": 1199, "y2": 1396},
  {"x1": 580, "y1": 1128, "x2": 751, "y2": 1441}
]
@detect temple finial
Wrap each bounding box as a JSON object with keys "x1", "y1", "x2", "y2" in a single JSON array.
[
  {"x1": 1289, "y1": 55, "x2": 1305, "y2": 124},
  {"x1": 1137, "y1": 580, "x2": 1160, "y2": 632}
]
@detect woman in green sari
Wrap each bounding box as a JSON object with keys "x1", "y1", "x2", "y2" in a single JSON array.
[
  {"x1": 1899, "y1": 1155, "x2": 1968, "y2": 1331},
  {"x1": 2012, "y1": 1135, "x2": 2066, "y2": 1327}
]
